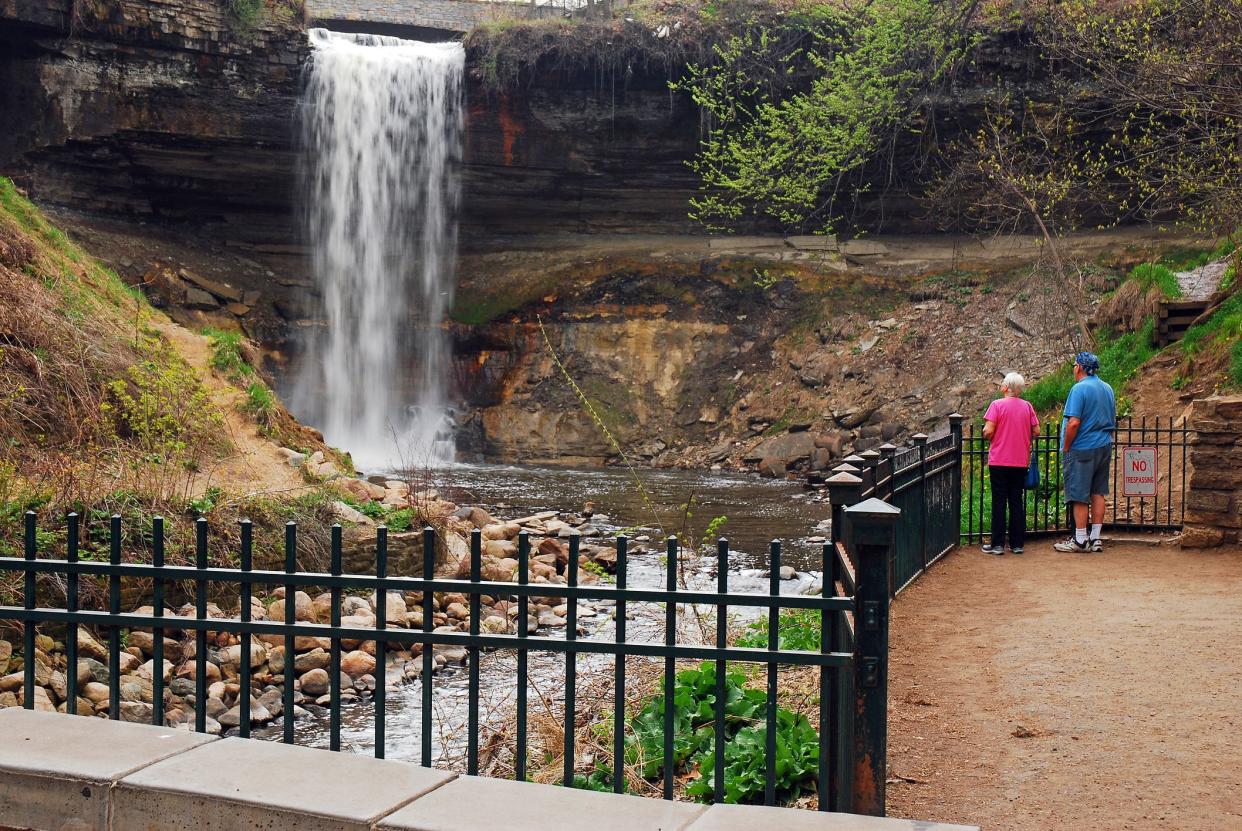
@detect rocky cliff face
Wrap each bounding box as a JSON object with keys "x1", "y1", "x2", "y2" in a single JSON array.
[
  {"x1": 0, "y1": 0, "x2": 307, "y2": 243},
  {"x1": 0, "y1": 5, "x2": 1152, "y2": 468}
]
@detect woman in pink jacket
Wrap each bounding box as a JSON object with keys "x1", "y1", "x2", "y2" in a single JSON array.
[{"x1": 982, "y1": 372, "x2": 1039, "y2": 555}]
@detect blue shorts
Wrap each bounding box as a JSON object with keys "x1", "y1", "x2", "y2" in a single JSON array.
[{"x1": 1064, "y1": 445, "x2": 1112, "y2": 504}]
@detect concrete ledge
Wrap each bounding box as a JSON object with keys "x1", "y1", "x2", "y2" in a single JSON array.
[
  {"x1": 0, "y1": 711, "x2": 979, "y2": 830},
  {"x1": 0, "y1": 708, "x2": 214, "y2": 831},
  {"x1": 113, "y1": 736, "x2": 454, "y2": 830},
  {"x1": 377, "y1": 775, "x2": 706, "y2": 831},
  {"x1": 685, "y1": 803, "x2": 979, "y2": 830}
]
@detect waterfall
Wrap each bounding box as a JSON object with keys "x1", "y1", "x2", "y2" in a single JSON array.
[{"x1": 295, "y1": 28, "x2": 464, "y2": 470}]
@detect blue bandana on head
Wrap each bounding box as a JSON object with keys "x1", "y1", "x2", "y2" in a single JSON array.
[{"x1": 1075, "y1": 352, "x2": 1100, "y2": 376}]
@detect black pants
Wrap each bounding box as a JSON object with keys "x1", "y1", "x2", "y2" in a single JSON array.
[{"x1": 989, "y1": 465, "x2": 1027, "y2": 549}]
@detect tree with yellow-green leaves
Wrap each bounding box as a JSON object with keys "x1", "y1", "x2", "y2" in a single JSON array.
[{"x1": 676, "y1": 0, "x2": 980, "y2": 235}]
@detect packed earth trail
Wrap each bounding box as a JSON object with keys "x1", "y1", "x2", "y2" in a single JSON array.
[{"x1": 885, "y1": 540, "x2": 1242, "y2": 830}]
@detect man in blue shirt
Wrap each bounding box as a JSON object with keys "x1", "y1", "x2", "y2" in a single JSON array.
[{"x1": 1054, "y1": 352, "x2": 1116, "y2": 552}]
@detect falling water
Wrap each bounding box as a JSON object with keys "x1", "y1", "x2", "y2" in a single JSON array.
[{"x1": 295, "y1": 28, "x2": 464, "y2": 469}]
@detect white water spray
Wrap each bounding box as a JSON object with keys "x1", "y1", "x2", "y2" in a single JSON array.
[{"x1": 295, "y1": 28, "x2": 464, "y2": 470}]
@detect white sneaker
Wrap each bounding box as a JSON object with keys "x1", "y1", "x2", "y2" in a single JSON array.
[
  {"x1": 1053, "y1": 538, "x2": 1090, "y2": 553},
  {"x1": 1089, "y1": 538, "x2": 1103, "y2": 552}
]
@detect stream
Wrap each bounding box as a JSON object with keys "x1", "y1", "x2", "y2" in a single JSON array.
[{"x1": 274, "y1": 463, "x2": 833, "y2": 764}]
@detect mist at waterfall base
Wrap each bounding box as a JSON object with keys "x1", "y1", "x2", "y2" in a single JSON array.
[{"x1": 293, "y1": 29, "x2": 464, "y2": 471}]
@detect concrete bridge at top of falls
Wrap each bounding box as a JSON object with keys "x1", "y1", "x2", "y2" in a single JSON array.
[{"x1": 305, "y1": 0, "x2": 613, "y2": 36}]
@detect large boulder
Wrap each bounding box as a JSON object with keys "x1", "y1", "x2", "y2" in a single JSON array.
[
  {"x1": 746, "y1": 431, "x2": 817, "y2": 466},
  {"x1": 757, "y1": 457, "x2": 787, "y2": 479}
]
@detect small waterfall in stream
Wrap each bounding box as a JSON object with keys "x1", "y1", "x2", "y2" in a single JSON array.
[{"x1": 295, "y1": 28, "x2": 464, "y2": 470}]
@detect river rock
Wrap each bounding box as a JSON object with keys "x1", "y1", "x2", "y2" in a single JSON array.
[
  {"x1": 0, "y1": 691, "x2": 16, "y2": 709},
  {"x1": 82, "y1": 681, "x2": 110, "y2": 705},
  {"x1": 120, "y1": 675, "x2": 154, "y2": 703},
  {"x1": 269, "y1": 591, "x2": 316, "y2": 623},
  {"x1": 337, "y1": 477, "x2": 386, "y2": 502},
  {"x1": 331, "y1": 501, "x2": 373, "y2": 526},
  {"x1": 454, "y1": 506, "x2": 496, "y2": 528},
  {"x1": 0, "y1": 672, "x2": 21, "y2": 693},
  {"x1": 294, "y1": 649, "x2": 331, "y2": 674},
  {"x1": 18, "y1": 685, "x2": 55, "y2": 713},
  {"x1": 480, "y1": 615, "x2": 508, "y2": 635},
  {"x1": 136, "y1": 660, "x2": 175, "y2": 683},
  {"x1": 221, "y1": 642, "x2": 268, "y2": 670},
  {"x1": 342, "y1": 596, "x2": 372, "y2": 616},
  {"x1": 484, "y1": 539, "x2": 517, "y2": 559},
  {"x1": 340, "y1": 650, "x2": 375, "y2": 678},
  {"x1": 60, "y1": 696, "x2": 95, "y2": 716},
  {"x1": 218, "y1": 699, "x2": 272, "y2": 728},
  {"x1": 0, "y1": 640, "x2": 11, "y2": 674},
  {"x1": 175, "y1": 659, "x2": 221, "y2": 684},
  {"x1": 311, "y1": 594, "x2": 336, "y2": 624},
  {"x1": 758, "y1": 457, "x2": 787, "y2": 478},
  {"x1": 119, "y1": 700, "x2": 153, "y2": 723},
  {"x1": 49, "y1": 670, "x2": 67, "y2": 702},
  {"x1": 117, "y1": 652, "x2": 142, "y2": 675},
  {"x1": 300, "y1": 668, "x2": 330, "y2": 696},
  {"x1": 747, "y1": 431, "x2": 817, "y2": 465},
  {"x1": 369, "y1": 591, "x2": 407, "y2": 623}
]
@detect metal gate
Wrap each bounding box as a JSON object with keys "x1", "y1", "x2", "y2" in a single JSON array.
[{"x1": 960, "y1": 415, "x2": 1189, "y2": 544}]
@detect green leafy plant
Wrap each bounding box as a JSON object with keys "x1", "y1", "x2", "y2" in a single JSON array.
[
  {"x1": 736, "y1": 608, "x2": 821, "y2": 652},
  {"x1": 621, "y1": 662, "x2": 819, "y2": 804},
  {"x1": 187, "y1": 486, "x2": 225, "y2": 516}
]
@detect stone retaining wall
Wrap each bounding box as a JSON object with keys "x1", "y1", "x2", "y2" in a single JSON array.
[
  {"x1": 0, "y1": 708, "x2": 977, "y2": 831},
  {"x1": 1182, "y1": 394, "x2": 1242, "y2": 547}
]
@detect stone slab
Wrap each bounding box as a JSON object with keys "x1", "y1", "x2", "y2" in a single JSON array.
[
  {"x1": 377, "y1": 775, "x2": 705, "y2": 831},
  {"x1": 708, "y1": 235, "x2": 786, "y2": 250},
  {"x1": 113, "y1": 736, "x2": 454, "y2": 830},
  {"x1": 786, "y1": 234, "x2": 839, "y2": 251},
  {"x1": 0, "y1": 708, "x2": 215, "y2": 831},
  {"x1": 684, "y1": 803, "x2": 979, "y2": 831}
]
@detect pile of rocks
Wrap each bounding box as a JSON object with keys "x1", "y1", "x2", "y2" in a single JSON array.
[{"x1": 0, "y1": 504, "x2": 622, "y2": 731}]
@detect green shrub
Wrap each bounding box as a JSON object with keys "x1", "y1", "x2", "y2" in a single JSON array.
[
  {"x1": 1231, "y1": 340, "x2": 1242, "y2": 388},
  {"x1": 204, "y1": 328, "x2": 254, "y2": 383},
  {"x1": 241, "y1": 382, "x2": 276, "y2": 432}
]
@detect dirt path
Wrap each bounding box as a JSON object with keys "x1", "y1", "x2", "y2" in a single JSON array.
[
  {"x1": 150, "y1": 318, "x2": 310, "y2": 499},
  {"x1": 886, "y1": 540, "x2": 1242, "y2": 831}
]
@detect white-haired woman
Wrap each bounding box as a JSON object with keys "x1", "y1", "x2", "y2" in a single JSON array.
[{"x1": 981, "y1": 372, "x2": 1039, "y2": 555}]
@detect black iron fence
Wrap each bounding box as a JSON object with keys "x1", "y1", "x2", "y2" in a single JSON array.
[
  {"x1": 825, "y1": 423, "x2": 961, "y2": 597},
  {"x1": 959, "y1": 415, "x2": 1189, "y2": 543},
  {"x1": 0, "y1": 505, "x2": 901, "y2": 815}
]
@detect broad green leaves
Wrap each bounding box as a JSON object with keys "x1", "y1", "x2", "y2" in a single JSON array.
[{"x1": 623, "y1": 661, "x2": 819, "y2": 803}]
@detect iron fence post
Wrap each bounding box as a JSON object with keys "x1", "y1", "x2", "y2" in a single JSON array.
[
  {"x1": 878, "y1": 443, "x2": 897, "y2": 501},
  {"x1": 948, "y1": 413, "x2": 964, "y2": 541},
  {"x1": 827, "y1": 470, "x2": 864, "y2": 550},
  {"x1": 846, "y1": 498, "x2": 899, "y2": 817},
  {"x1": 912, "y1": 433, "x2": 929, "y2": 568}
]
